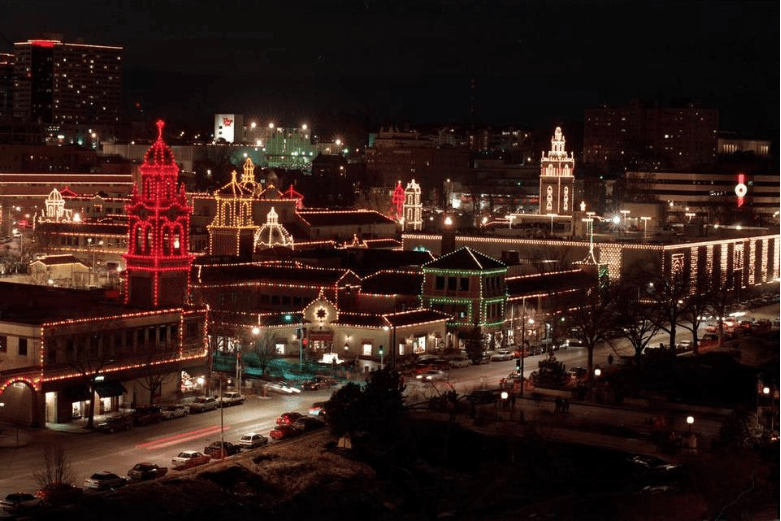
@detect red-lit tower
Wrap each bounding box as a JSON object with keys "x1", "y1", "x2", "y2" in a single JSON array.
[
  {"x1": 123, "y1": 120, "x2": 193, "y2": 307},
  {"x1": 391, "y1": 180, "x2": 405, "y2": 219}
]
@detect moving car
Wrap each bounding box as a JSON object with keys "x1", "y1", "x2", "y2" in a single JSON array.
[
  {"x1": 302, "y1": 375, "x2": 338, "y2": 391},
  {"x1": 292, "y1": 417, "x2": 326, "y2": 432},
  {"x1": 204, "y1": 441, "x2": 241, "y2": 459},
  {"x1": 308, "y1": 401, "x2": 328, "y2": 418},
  {"x1": 83, "y1": 471, "x2": 127, "y2": 491},
  {"x1": 490, "y1": 349, "x2": 514, "y2": 361},
  {"x1": 239, "y1": 432, "x2": 269, "y2": 449},
  {"x1": 95, "y1": 414, "x2": 134, "y2": 433},
  {"x1": 276, "y1": 412, "x2": 303, "y2": 426},
  {"x1": 161, "y1": 404, "x2": 189, "y2": 419},
  {"x1": 188, "y1": 396, "x2": 218, "y2": 413},
  {"x1": 219, "y1": 391, "x2": 245, "y2": 407},
  {"x1": 171, "y1": 450, "x2": 210, "y2": 469},
  {"x1": 127, "y1": 462, "x2": 168, "y2": 481},
  {"x1": 1, "y1": 493, "x2": 42, "y2": 513},
  {"x1": 415, "y1": 369, "x2": 447, "y2": 382},
  {"x1": 264, "y1": 380, "x2": 301, "y2": 395},
  {"x1": 270, "y1": 424, "x2": 301, "y2": 440}
]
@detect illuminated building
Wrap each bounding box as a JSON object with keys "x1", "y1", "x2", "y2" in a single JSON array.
[
  {"x1": 403, "y1": 179, "x2": 422, "y2": 231},
  {"x1": 392, "y1": 181, "x2": 405, "y2": 220},
  {"x1": 583, "y1": 100, "x2": 719, "y2": 170},
  {"x1": 295, "y1": 210, "x2": 396, "y2": 240},
  {"x1": 214, "y1": 113, "x2": 244, "y2": 143},
  {"x1": 123, "y1": 121, "x2": 194, "y2": 308},
  {"x1": 539, "y1": 127, "x2": 575, "y2": 216},
  {"x1": 0, "y1": 52, "x2": 14, "y2": 116},
  {"x1": 421, "y1": 247, "x2": 508, "y2": 348},
  {"x1": 207, "y1": 170, "x2": 258, "y2": 258},
  {"x1": 13, "y1": 39, "x2": 122, "y2": 126}
]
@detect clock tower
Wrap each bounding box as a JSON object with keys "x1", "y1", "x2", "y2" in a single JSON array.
[
  {"x1": 539, "y1": 127, "x2": 575, "y2": 216},
  {"x1": 123, "y1": 120, "x2": 194, "y2": 307}
]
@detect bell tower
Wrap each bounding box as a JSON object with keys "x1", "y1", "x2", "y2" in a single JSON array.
[
  {"x1": 123, "y1": 120, "x2": 194, "y2": 307},
  {"x1": 539, "y1": 127, "x2": 575, "y2": 216}
]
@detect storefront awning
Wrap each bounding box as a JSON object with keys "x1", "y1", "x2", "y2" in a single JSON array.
[
  {"x1": 61, "y1": 385, "x2": 91, "y2": 402},
  {"x1": 95, "y1": 380, "x2": 127, "y2": 398}
]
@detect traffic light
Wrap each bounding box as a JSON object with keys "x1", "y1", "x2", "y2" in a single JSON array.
[{"x1": 516, "y1": 358, "x2": 521, "y2": 372}]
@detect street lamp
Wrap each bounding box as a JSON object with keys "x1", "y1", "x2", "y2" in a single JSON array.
[
  {"x1": 758, "y1": 385, "x2": 770, "y2": 425},
  {"x1": 594, "y1": 368, "x2": 602, "y2": 378},
  {"x1": 378, "y1": 345, "x2": 384, "y2": 370},
  {"x1": 283, "y1": 314, "x2": 303, "y2": 373},
  {"x1": 640, "y1": 216, "x2": 651, "y2": 239},
  {"x1": 686, "y1": 415, "x2": 694, "y2": 434}
]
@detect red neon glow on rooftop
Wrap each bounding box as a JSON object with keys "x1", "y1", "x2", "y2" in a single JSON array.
[{"x1": 31, "y1": 40, "x2": 57, "y2": 48}]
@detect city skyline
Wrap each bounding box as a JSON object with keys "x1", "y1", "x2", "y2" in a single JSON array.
[{"x1": 3, "y1": 0, "x2": 778, "y2": 140}]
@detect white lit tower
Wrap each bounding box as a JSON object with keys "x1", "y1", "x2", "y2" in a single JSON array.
[
  {"x1": 403, "y1": 179, "x2": 422, "y2": 231},
  {"x1": 539, "y1": 127, "x2": 575, "y2": 216},
  {"x1": 123, "y1": 120, "x2": 194, "y2": 308}
]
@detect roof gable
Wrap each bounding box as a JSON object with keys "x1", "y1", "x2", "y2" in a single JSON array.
[{"x1": 422, "y1": 247, "x2": 506, "y2": 272}]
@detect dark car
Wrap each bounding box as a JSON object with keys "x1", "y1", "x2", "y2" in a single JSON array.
[
  {"x1": 302, "y1": 376, "x2": 338, "y2": 391},
  {"x1": 1, "y1": 493, "x2": 42, "y2": 513},
  {"x1": 292, "y1": 417, "x2": 326, "y2": 432},
  {"x1": 83, "y1": 471, "x2": 127, "y2": 491},
  {"x1": 127, "y1": 462, "x2": 168, "y2": 481},
  {"x1": 203, "y1": 441, "x2": 241, "y2": 459},
  {"x1": 96, "y1": 414, "x2": 134, "y2": 433},
  {"x1": 270, "y1": 424, "x2": 301, "y2": 440},
  {"x1": 276, "y1": 412, "x2": 303, "y2": 426},
  {"x1": 132, "y1": 405, "x2": 163, "y2": 426},
  {"x1": 35, "y1": 483, "x2": 83, "y2": 505}
]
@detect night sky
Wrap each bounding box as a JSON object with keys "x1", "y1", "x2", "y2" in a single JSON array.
[{"x1": 3, "y1": 0, "x2": 779, "y2": 140}]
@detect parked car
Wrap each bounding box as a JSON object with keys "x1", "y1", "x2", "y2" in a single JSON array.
[
  {"x1": 239, "y1": 432, "x2": 269, "y2": 449},
  {"x1": 171, "y1": 450, "x2": 210, "y2": 469},
  {"x1": 161, "y1": 404, "x2": 189, "y2": 419},
  {"x1": 35, "y1": 483, "x2": 83, "y2": 505},
  {"x1": 219, "y1": 391, "x2": 245, "y2": 407},
  {"x1": 445, "y1": 353, "x2": 471, "y2": 368},
  {"x1": 302, "y1": 375, "x2": 338, "y2": 391},
  {"x1": 188, "y1": 396, "x2": 218, "y2": 413},
  {"x1": 472, "y1": 352, "x2": 491, "y2": 365},
  {"x1": 292, "y1": 416, "x2": 326, "y2": 432},
  {"x1": 490, "y1": 349, "x2": 514, "y2": 361},
  {"x1": 276, "y1": 412, "x2": 303, "y2": 426},
  {"x1": 95, "y1": 414, "x2": 134, "y2": 433},
  {"x1": 83, "y1": 471, "x2": 127, "y2": 491},
  {"x1": 204, "y1": 441, "x2": 241, "y2": 459},
  {"x1": 415, "y1": 369, "x2": 447, "y2": 382},
  {"x1": 270, "y1": 424, "x2": 301, "y2": 440},
  {"x1": 562, "y1": 338, "x2": 585, "y2": 349},
  {"x1": 264, "y1": 381, "x2": 301, "y2": 394},
  {"x1": 132, "y1": 405, "x2": 163, "y2": 426},
  {"x1": 127, "y1": 462, "x2": 168, "y2": 481},
  {"x1": 1, "y1": 493, "x2": 42, "y2": 513},
  {"x1": 308, "y1": 401, "x2": 328, "y2": 418},
  {"x1": 568, "y1": 367, "x2": 588, "y2": 380}
]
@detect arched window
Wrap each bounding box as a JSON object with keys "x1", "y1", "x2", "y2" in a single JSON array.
[{"x1": 162, "y1": 228, "x2": 171, "y2": 255}]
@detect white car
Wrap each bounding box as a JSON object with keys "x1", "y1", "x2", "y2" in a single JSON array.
[
  {"x1": 264, "y1": 381, "x2": 301, "y2": 394},
  {"x1": 161, "y1": 404, "x2": 189, "y2": 419},
  {"x1": 490, "y1": 350, "x2": 514, "y2": 361},
  {"x1": 415, "y1": 369, "x2": 447, "y2": 382},
  {"x1": 239, "y1": 432, "x2": 269, "y2": 449},
  {"x1": 171, "y1": 450, "x2": 210, "y2": 469},
  {"x1": 83, "y1": 471, "x2": 127, "y2": 491}
]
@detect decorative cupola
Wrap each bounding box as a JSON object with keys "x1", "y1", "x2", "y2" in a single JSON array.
[
  {"x1": 207, "y1": 169, "x2": 258, "y2": 258},
  {"x1": 123, "y1": 120, "x2": 194, "y2": 307}
]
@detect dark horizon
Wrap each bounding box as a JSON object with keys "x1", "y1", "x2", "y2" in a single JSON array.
[{"x1": 4, "y1": 0, "x2": 779, "y2": 141}]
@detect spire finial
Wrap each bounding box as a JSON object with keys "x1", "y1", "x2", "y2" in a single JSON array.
[{"x1": 156, "y1": 120, "x2": 165, "y2": 139}]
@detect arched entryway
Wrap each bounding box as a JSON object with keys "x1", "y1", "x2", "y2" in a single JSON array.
[{"x1": 0, "y1": 380, "x2": 40, "y2": 427}]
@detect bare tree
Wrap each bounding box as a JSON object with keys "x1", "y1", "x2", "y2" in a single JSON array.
[
  {"x1": 137, "y1": 352, "x2": 177, "y2": 405},
  {"x1": 246, "y1": 327, "x2": 278, "y2": 376},
  {"x1": 704, "y1": 273, "x2": 739, "y2": 348},
  {"x1": 567, "y1": 279, "x2": 618, "y2": 379},
  {"x1": 645, "y1": 267, "x2": 691, "y2": 351},
  {"x1": 33, "y1": 444, "x2": 75, "y2": 488},
  {"x1": 66, "y1": 324, "x2": 118, "y2": 429}
]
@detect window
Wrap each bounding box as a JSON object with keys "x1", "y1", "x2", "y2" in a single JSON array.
[
  {"x1": 137, "y1": 329, "x2": 145, "y2": 347},
  {"x1": 435, "y1": 276, "x2": 445, "y2": 290},
  {"x1": 159, "y1": 327, "x2": 166, "y2": 343},
  {"x1": 275, "y1": 343, "x2": 286, "y2": 355},
  {"x1": 362, "y1": 343, "x2": 373, "y2": 356},
  {"x1": 0, "y1": 335, "x2": 6, "y2": 352},
  {"x1": 18, "y1": 338, "x2": 28, "y2": 357},
  {"x1": 460, "y1": 278, "x2": 469, "y2": 291},
  {"x1": 448, "y1": 277, "x2": 457, "y2": 290}
]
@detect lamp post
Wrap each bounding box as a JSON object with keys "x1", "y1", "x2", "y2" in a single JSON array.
[
  {"x1": 219, "y1": 377, "x2": 225, "y2": 456},
  {"x1": 640, "y1": 216, "x2": 651, "y2": 239},
  {"x1": 686, "y1": 415, "x2": 694, "y2": 434},
  {"x1": 283, "y1": 314, "x2": 303, "y2": 373},
  {"x1": 758, "y1": 385, "x2": 770, "y2": 426},
  {"x1": 379, "y1": 345, "x2": 384, "y2": 370},
  {"x1": 5, "y1": 205, "x2": 20, "y2": 237}
]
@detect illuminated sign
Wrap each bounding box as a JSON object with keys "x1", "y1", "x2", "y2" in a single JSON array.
[{"x1": 735, "y1": 173, "x2": 747, "y2": 207}]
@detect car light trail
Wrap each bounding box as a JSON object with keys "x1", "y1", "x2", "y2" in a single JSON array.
[{"x1": 136, "y1": 424, "x2": 231, "y2": 450}]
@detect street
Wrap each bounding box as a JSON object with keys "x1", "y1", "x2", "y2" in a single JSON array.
[{"x1": 0, "y1": 303, "x2": 777, "y2": 505}]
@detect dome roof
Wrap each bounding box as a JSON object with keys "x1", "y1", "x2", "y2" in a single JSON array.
[
  {"x1": 254, "y1": 207, "x2": 294, "y2": 251},
  {"x1": 142, "y1": 120, "x2": 177, "y2": 168}
]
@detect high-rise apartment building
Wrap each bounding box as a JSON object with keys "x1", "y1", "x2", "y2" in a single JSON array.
[
  {"x1": 584, "y1": 100, "x2": 718, "y2": 171},
  {"x1": 0, "y1": 53, "x2": 13, "y2": 117},
  {"x1": 13, "y1": 39, "x2": 122, "y2": 125}
]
